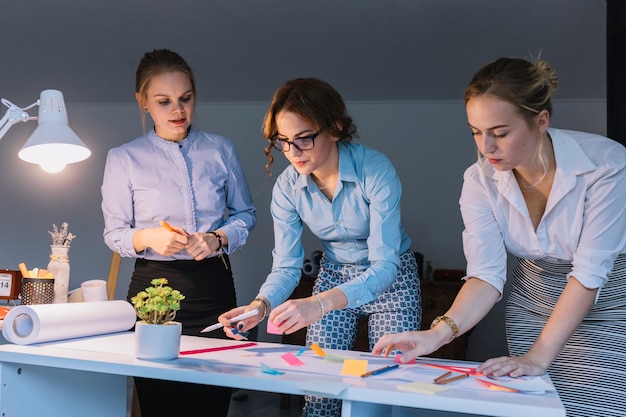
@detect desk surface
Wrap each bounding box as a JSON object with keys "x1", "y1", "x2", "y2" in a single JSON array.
[{"x1": 0, "y1": 332, "x2": 565, "y2": 417}]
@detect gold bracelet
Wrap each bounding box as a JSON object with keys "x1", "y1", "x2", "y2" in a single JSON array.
[{"x1": 430, "y1": 315, "x2": 458, "y2": 342}]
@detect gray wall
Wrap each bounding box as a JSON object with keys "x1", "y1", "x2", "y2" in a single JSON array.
[{"x1": 0, "y1": 98, "x2": 606, "y2": 360}]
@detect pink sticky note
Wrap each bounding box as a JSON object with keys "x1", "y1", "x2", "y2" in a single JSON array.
[
  {"x1": 267, "y1": 320, "x2": 282, "y2": 335},
  {"x1": 281, "y1": 352, "x2": 305, "y2": 366},
  {"x1": 394, "y1": 354, "x2": 416, "y2": 364}
]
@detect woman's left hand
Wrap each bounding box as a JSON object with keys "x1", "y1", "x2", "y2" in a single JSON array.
[
  {"x1": 477, "y1": 354, "x2": 548, "y2": 378},
  {"x1": 185, "y1": 232, "x2": 219, "y2": 261},
  {"x1": 268, "y1": 296, "x2": 322, "y2": 335}
]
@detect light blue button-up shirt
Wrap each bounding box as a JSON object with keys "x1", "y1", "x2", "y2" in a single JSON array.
[
  {"x1": 258, "y1": 142, "x2": 412, "y2": 309},
  {"x1": 101, "y1": 127, "x2": 256, "y2": 260}
]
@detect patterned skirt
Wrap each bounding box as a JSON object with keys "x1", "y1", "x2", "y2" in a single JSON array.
[{"x1": 506, "y1": 254, "x2": 626, "y2": 417}]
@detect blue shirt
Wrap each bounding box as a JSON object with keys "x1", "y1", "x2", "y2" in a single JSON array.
[
  {"x1": 101, "y1": 127, "x2": 256, "y2": 260},
  {"x1": 258, "y1": 142, "x2": 412, "y2": 309}
]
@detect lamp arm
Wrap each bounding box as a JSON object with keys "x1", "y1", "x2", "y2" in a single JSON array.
[{"x1": 0, "y1": 98, "x2": 38, "y2": 140}]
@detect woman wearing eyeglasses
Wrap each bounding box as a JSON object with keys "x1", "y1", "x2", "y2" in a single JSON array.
[{"x1": 218, "y1": 77, "x2": 421, "y2": 417}]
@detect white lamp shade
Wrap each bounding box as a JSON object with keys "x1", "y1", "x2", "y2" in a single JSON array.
[{"x1": 17, "y1": 89, "x2": 91, "y2": 173}]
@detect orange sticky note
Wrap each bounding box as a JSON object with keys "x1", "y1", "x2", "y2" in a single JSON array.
[
  {"x1": 310, "y1": 343, "x2": 326, "y2": 357},
  {"x1": 341, "y1": 359, "x2": 368, "y2": 376}
]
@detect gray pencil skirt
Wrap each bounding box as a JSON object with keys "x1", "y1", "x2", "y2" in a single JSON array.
[{"x1": 506, "y1": 254, "x2": 626, "y2": 417}]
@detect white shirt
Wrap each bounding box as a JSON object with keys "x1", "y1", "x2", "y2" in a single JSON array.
[{"x1": 460, "y1": 128, "x2": 626, "y2": 298}]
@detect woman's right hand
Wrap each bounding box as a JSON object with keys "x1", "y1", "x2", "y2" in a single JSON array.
[
  {"x1": 371, "y1": 329, "x2": 444, "y2": 363},
  {"x1": 133, "y1": 226, "x2": 187, "y2": 255},
  {"x1": 218, "y1": 305, "x2": 264, "y2": 340}
]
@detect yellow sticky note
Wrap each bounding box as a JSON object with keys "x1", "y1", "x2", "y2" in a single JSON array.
[
  {"x1": 396, "y1": 381, "x2": 451, "y2": 395},
  {"x1": 310, "y1": 343, "x2": 326, "y2": 357},
  {"x1": 341, "y1": 359, "x2": 368, "y2": 376}
]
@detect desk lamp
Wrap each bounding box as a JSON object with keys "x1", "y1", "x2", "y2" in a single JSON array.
[{"x1": 0, "y1": 89, "x2": 91, "y2": 173}]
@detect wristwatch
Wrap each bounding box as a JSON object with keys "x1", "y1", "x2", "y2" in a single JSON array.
[{"x1": 430, "y1": 315, "x2": 458, "y2": 342}]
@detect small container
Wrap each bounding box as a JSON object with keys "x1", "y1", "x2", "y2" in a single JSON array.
[{"x1": 21, "y1": 277, "x2": 55, "y2": 305}]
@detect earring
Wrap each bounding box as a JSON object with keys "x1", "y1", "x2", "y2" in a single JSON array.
[{"x1": 144, "y1": 108, "x2": 149, "y2": 113}]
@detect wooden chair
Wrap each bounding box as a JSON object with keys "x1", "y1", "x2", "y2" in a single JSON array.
[
  {"x1": 106, "y1": 251, "x2": 122, "y2": 301},
  {"x1": 106, "y1": 251, "x2": 141, "y2": 417}
]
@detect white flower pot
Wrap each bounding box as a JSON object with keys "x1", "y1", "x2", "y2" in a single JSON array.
[{"x1": 134, "y1": 321, "x2": 182, "y2": 360}]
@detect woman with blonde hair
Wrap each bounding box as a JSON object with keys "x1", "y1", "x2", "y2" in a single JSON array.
[{"x1": 373, "y1": 57, "x2": 626, "y2": 417}]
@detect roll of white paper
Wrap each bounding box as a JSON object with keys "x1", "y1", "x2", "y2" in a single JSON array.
[{"x1": 1, "y1": 300, "x2": 136, "y2": 345}]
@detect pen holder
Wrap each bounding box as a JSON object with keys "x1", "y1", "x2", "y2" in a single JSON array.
[{"x1": 21, "y1": 277, "x2": 55, "y2": 305}]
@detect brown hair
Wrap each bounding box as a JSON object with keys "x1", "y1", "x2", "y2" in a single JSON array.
[
  {"x1": 135, "y1": 49, "x2": 196, "y2": 132},
  {"x1": 261, "y1": 78, "x2": 357, "y2": 174}
]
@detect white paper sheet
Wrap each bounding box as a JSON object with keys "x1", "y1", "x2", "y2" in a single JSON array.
[{"x1": 1, "y1": 300, "x2": 136, "y2": 345}]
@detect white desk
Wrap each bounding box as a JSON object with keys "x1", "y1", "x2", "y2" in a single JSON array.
[{"x1": 0, "y1": 332, "x2": 565, "y2": 417}]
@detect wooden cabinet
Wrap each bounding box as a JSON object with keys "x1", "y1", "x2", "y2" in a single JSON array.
[{"x1": 421, "y1": 280, "x2": 468, "y2": 360}]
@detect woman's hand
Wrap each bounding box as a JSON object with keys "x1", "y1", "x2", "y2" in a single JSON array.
[
  {"x1": 268, "y1": 296, "x2": 323, "y2": 335},
  {"x1": 477, "y1": 354, "x2": 548, "y2": 378},
  {"x1": 185, "y1": 232, "x2": 221, "y2": 261},
  {"x1": 134, "y1": 226, "x2": 187, "y2": 255},
  {"x1": 371, "y1": 330, "x2": 444, "y2": 363},
  {"x1": 217, "y1": 304, "x2": 263, "y2": 340}
]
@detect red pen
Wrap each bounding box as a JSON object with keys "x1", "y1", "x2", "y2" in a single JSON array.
[{"x1": 424, "y1": 363, "x2": 484, "y2": 377}]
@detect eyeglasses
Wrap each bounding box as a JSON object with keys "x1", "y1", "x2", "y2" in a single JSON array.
[{"x1": 271, "y1": 130, "x2": 322, "y2": 152}]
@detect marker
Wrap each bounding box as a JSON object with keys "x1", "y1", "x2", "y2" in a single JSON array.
[
  {"x1": 160, "y1": 220, "x2": 189, "y2": 236},
  {"x1": 361, "y1": 364, "x2": 400, "y2": 378},
  {"x1": 200, "y1": 309, "x2": 259, "y2": 333}
]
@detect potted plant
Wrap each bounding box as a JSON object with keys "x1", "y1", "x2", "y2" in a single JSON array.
[{"x1": 131, "y1": 278, "x2": 185, "y2": 360}]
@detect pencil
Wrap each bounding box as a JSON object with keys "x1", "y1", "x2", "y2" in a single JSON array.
[
  {"x1": 433, "y1": 373, "x2": 469, "y2": 385},
  {"x1": 18, "y1": 262, "x2": 29, "y2": 278},
  {"x1": 433, "y1": 371, "x2": 452, "y2": 383}
]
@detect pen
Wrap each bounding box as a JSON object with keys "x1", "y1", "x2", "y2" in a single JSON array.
[
  {"x1": 361, "y1": 364, "x2": 400, "y2": 378},
  {"x1": 200, "y1": 308, "x2": 259, "y2": 333}
]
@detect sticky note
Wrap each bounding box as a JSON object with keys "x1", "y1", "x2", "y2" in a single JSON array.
[
  {"x1": 394, "y1": 355, "x2": 417, "y2": 364},
  {"x1": 267, "y1": 320, "x2": 283, "y2": 335},
  {"x1": 310, "y1": 343, "x2": 326, "y2": 357},
  {"x1": 341, "y1": 359, "x2": 368, "y2": 376},
  {"x1": 281, "y1": 352, "x2": 305, "y2": 366},
  {"x1": 260, "y1": 362, "x2": 285, "y2": 375},
  {"x1": 396, "y1": 381, "x2": 451, "y2": 395},
  {"x1": 324, "y1": 352, "x2": 351, "y2": 363}
]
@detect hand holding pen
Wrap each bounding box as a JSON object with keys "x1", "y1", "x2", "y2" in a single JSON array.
[
  {"x1": 160, "y1": 220, "x2": 189, "y2": 236},
  {"x1": 201, "y1": 309, "x2": 259, "y2": 340}
]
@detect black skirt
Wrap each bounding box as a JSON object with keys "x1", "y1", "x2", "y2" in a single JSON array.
[
  {"x1": 127, "y1": 256, "x2": 237, "y2": 335},
  {"x1": 128, "y1": 256, "x2": 237, "y2": 417}
]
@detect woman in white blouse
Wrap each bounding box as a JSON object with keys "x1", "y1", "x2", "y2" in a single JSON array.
[{"x1": 373, "y1": 57, "x2": 626, "y2": 417}]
